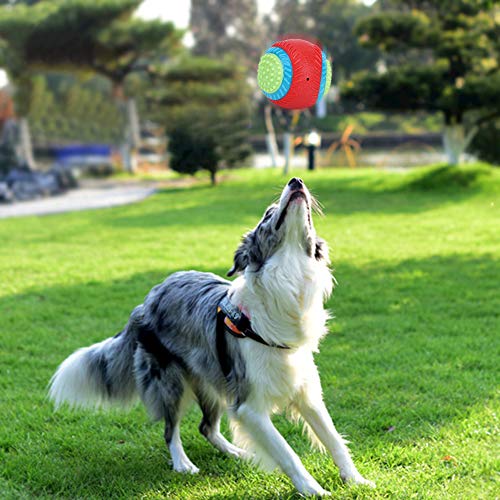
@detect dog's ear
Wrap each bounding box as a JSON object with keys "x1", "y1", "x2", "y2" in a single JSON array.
[
  {"x1": 314, "y1": 237, "x2": 330, "y2": 264},
  {"x1": 227, "y1": 236, "x2": 250, "y2": 277}
]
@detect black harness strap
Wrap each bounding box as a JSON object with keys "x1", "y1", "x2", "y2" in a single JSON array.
[
  {"x1": 216, "y1": 306, "x2": 232, "y2": 378},
  {"x1": 216, "y1": 295, "x2": 290, "y2": 350}
]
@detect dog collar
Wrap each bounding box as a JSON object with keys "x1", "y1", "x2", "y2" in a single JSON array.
[{"x1": 217, "y1": 295, "x2": 289, "y2": 349}]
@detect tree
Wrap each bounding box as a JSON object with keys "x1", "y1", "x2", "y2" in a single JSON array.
[
  {"x1": 468, "y1": 119, "x2": 500, "y2": 165},
  {"x1": 265, "y1": 0, "x2": 379, "y2": 83},
  {"x1": 312, "y1": 0, "x2": 380, "y2": 81},
  {"x1": 147, "y1": 57, "x2": 252, "y2": 185},
  {"x1": 28, "y1": 72, "x2": 124, "y2": 146},
  {"x1": 0, "y1": 0, "x2": 182, "y2": 169},
  {"x1": 190, "y1": 0, "x2": 263, "y2": 69},
  {"x1": 267, "y1": 0, "x2": 313, "y2": 39},
  {"x1": 168, "y1": 128, "x2": 219, "y2": 183},
  {"x1": 89, "y1": 16, "x2": 182, "y2": 171},
  {"x1": 342, "y1": 0, "x2": 500, "y2": 165}
]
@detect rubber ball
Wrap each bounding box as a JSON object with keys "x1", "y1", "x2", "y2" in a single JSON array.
[{"x1": 257, "y1": 38, "x2": 332, "y2": 110}]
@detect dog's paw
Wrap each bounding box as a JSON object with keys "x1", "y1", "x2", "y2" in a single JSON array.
[
  {"x1": 172, "y1": 458, "x2": 200, "y2": 474},
  {"x1": 300, "y1": 486, "x2": 331, "y2": 497},
  {"x1": 341, "y1": 472, "x2": 375, "y2": 488},
  {"x1": 224, "y1": 443, "x2": 249, "y2": 460},
  {"x1": 298, "y1": 487, "x2": 330, "y2": 497},
  {"x1": 296, "y1": 478, "x2": 331, "y2": 497}
]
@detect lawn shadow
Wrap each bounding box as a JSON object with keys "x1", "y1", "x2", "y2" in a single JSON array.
[
  {"x1": 320, "y1": 253, "x2": 498, "y2": 450},
  {"x1": 0, "y1": 254, "x2": 498, "y2": 496},
  {"x1": 308, "y1": 171, "x2": 492, "y2": 217},
  {"x1": 97, "y1": 170, "x2": 493, "y2": 232}
]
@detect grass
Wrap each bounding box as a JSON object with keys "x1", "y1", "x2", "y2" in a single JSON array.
[{"x1": 0, "y1": 165, "x2": 499, "y2": 499}]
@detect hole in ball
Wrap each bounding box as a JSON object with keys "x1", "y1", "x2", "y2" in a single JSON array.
[{"x1": 306, "y1": 77, "x2": 310, "y2": 81}]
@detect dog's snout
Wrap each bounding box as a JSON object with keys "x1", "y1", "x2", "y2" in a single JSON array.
[{"x1": 288, "y1": 177, "x2": 304, "y2": 190}]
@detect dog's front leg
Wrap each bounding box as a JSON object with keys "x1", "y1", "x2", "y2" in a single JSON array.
[
  {"x1": 294, "y1": 394, "x2": 374, "y2": 488},
  {"x1": 234, "y1": 403, "x2": 330, "y2": 496}
]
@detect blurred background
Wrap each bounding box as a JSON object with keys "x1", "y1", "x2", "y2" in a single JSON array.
[{"x1": 0, "y1": 0, "x2": 498, "y2": 200}]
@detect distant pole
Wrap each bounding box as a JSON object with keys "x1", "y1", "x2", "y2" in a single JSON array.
[
  {"x1": 307, "y1": 145, "x2": 316, "y2": 171},
  {"x1": 305, "y1": 129, "x2": 321, "y2": 171}
]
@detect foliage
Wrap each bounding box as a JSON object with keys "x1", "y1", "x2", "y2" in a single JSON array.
[
  {"x1": 28, "y1": 73, "x2": 123, "y2": 145},
  {"x1": 0, "y1": 167, "x2": 499, "y2": 498},
  {"x1": 267, "y1": 0, "x2": 379, "y2": 82},
  {"x1": 312, "y1": 0, "x2": 380, "y2": 81},
  {"x1": 0, "y1": 0, "x2": 182, "y2": 169},
  {"x1": 0, "y1": 0, "x2": 182, "y2": 86},
  {"x1": 190, "y1": 0, "x2": 263, "y2": 69},
  {"x1": 147, "y1": 57, "x2": 253, "y2": 185},
  {"x1": 468, "y1": 119, "x2": 500, "y2": 165},
  {"x1": 342, "y1": 0, "x2": 500, "y2": 125},
  {"x1": 168, "y1": 128, "x2": 218, "y2": 181},
  {"x1": 94, "y1": 17, "x2": 183, "y2": 88},
  {"x1": 0, "y1": 0, "x2": 139, "y2": 76}
]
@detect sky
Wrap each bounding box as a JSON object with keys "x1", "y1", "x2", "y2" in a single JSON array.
[
  {"x1": 135, "y1": 0, "x2": 276, "y2": 27},
  {"x1": 136, "y1": 0, "x2": 378, "y2": 28}
]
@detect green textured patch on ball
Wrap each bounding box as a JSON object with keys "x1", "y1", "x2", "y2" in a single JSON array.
[
  {"x1": 257, "y1": 53, "x2": 283, "y2": 94},
  {"x1": 323, "y1": 59, "x2": 332, "y2": 98}
]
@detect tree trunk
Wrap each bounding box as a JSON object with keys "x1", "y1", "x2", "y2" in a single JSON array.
[
  {"x1": 126, "y1": 97, "x2": 141, "y2": 149},
  {"x1": 283, "y1": 132, "x2": 293, "y2": 175},
  {"x1": 443, "y1": 124, "x2": 477, "y2": 166},
  {"x1": 17, "y1": 117, "x2": 36, "y2": 169},
  {"x1": 264, "y1": 105, "x2": 279, "y2": 168},
  {"x1": 210, "y1": 169, "x2": 217, "y2": 185},
  {"x1": 113, "y1": 83, "x2": 139, "y2": 174}
]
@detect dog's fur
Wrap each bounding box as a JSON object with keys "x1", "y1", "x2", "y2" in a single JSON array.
[{"x1": 49, "y1": 178, "x2": 373, "y2": 495}]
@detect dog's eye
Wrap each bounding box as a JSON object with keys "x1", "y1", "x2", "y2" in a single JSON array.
[{"x1": 263, "y1": 208, "x2": 274, "y2": 221}]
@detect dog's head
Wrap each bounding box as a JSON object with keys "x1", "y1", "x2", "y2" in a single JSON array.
[{"x1": 227, "y1": 178, "x2": 329, "y2": 276}]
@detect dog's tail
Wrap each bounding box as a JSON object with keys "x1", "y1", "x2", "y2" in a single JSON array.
[{"x1": 49, "y1": 305, "x2": 144, "y2": 410}]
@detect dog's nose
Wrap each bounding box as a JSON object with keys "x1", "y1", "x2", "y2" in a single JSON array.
[{"x1": 288, "y1": 177, "x2": 304, "y2": 190}]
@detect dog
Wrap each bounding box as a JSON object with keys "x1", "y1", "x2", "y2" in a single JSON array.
[{"x1": 49, "y1": 177, "x2": 374, "y2": 496}]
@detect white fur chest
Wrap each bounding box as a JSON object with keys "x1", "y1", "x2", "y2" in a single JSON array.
[
  {"x1": 241, "y1": 344, "x2": 315, "y2": 412},
  {"x1": 228, "y1": 246, "x2": 332, "y2": 412}
]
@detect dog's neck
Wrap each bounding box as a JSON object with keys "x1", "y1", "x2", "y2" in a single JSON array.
[{"x1": 230, "y1": 244, "x2": 333, "y2": 351}]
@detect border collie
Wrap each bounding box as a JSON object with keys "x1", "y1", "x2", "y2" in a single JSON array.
[{"x1": 49, "y1": 177, "x2": 374, "y2": 496}]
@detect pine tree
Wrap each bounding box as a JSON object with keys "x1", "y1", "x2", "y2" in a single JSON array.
[
  {"x1": 0, "y1": 0, "x2": 182, "y2": 169},
  {"x1": 147, "y1": 57, "x2": 252, "y2": 185},
  {"x1": 342, "y1": 0, "x2": 500, "y2": 165},
  {"x1": 190, "y1": 0, "x2": 263, "y2": 69}
]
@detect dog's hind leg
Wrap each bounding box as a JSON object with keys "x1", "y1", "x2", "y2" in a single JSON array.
[
  {"x1": 163, "y1": 386, "x2": 199, "y2": 474},
  {"x1": 135, "y1": 345, "x2": 199, "y2": 474},
  {"x1": 195, "y1": 383, "x2": 247, "y2": 459},
  {"x1": 166, "y1": 419, "x2": 199, "y2": 474}
]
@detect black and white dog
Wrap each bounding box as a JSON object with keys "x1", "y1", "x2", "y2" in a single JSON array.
[{"x1": 49, "y1": 178, "x2": 373, "y2": 496}]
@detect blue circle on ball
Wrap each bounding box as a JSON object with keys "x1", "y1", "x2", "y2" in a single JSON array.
[{"x1": 261, "y1": 47, "x2": 293, "y2": 101}]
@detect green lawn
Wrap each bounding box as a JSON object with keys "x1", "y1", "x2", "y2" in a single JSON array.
[{"x1": 0, "y1": 166, "x2": 498, "y2": 499}]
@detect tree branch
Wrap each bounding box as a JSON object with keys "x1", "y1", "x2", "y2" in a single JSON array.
[{"x1": 474, "y1": 110, "x2": 500, "y2": 128}]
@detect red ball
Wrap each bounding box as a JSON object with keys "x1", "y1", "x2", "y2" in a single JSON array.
[{"x1": 257, "y1": 38, "x2": 331, "y2": 110}]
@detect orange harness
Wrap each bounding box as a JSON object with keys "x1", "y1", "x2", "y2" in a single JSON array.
[{"x1": 216, "y1": 295, "x2": 290, "y2": 349}]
